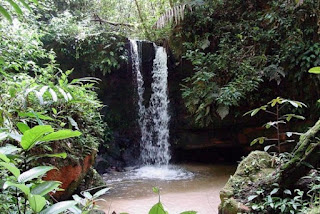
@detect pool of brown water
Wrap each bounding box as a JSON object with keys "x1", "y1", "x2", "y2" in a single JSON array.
[{"x1": 98, "y1": 163, "x2": 236, "y2": 214}]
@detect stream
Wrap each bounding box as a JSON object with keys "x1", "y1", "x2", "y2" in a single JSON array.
[{"x1": 98, "y1": 163, "x2": 236, "y2": 214}]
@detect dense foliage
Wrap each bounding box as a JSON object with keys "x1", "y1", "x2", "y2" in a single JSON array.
[{"x1": 170, "y1": 0, "x2": 320, "y2": 126}]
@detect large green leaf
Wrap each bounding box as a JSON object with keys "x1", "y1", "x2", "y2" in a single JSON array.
[
  {"x1": 0, "y1": 162, "x2": 20, "y2": 178},
  {"x1": 31, "y1": 153, "x2": 67, "y2": 161},
  {"x1": 0, "y1": 5, "x2": 12, "y2": 22},
  {"x1": 40, "y1": 200, "x2": 77, "y2": 214},
  {"x1": 41, "y1": 130, "x2": 81, "y2": 142},
  {"x1": 18, "y1": 166, "x2": 54, "y2": 183},
  {"x1": 28, "y1": 194, "x2": 46, "y2": 212},
  {"x1": 149, "y1": 202, "x2": 168, "y2": 214},
  {"x1": 21, "y1": 125, "x2": 54, "y2": 150},
  {"x1": 19, "y1": 112, "x2": 54, "y2": 121},
  {"x1": 31, "y1": 181, "x2": 61, "y2": 196},
  {"x1": 4, "y1": 181, "x2": 30, "y2": 195}
]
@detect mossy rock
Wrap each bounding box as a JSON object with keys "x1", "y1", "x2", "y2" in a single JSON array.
[{"x1": 219, "y1": 151, "x2": 275, "y2": 214}]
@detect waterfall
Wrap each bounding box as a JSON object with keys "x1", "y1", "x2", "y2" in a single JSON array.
[{"x1": 130, "y1": 39, "x2": 171, "y2": 166}]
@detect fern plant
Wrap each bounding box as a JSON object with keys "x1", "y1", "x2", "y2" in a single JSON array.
[{"x1": 153, "y1": 0, "x2": 204, "y2": 29}]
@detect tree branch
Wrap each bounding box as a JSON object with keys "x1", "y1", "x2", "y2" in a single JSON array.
[{"x1": 91, "y1": 14, "x2": 134, "y2": 27}]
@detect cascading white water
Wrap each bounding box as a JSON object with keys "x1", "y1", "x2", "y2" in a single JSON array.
[{"x1": 130, "y1": 39, "x2": 171, "y2": 166}]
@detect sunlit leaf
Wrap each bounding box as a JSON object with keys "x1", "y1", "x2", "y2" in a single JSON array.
[
  {"x1": 4, "y1": 181, "x2": 30, "y2": 195},
  {"x1": 40, "y1": 130, "x2": 81, "y2": 142},
  {"x1": 0, "y1": 162, "x2": 20, "y2": 178},
  {"x1": 93, "y1": 187, "x2": 111, "y2": 198},
  {"x1": 308, "y1": 67, "x2": 320, "y2": 74},
  {"x1": 28, "y1": 194, "x2": 46, "y2": 212},
  {"x1": 31, "y1": 181, "x2": 61, "y2": 196},
  {"x1": 40, "y1": 201, "x2": 77, "y2": 214},
  {"x1": 16, "y1": 122, "x2": 30, "y2": 134},
  {"x1": 149, "y1": 202, "x2": 167, "y2": 214},
  {"x1": 21, "y1": 125, "x2": 54, "y2": 150},
  {"x1": 18, "y1": 166, "x2": 54, "y2": 183},
  {"x1": 6, "y1": 0, "x2": 23, "y2": 15},
  {"x1": 0, "y1": 5, "x2": 12, "y2": 23}
]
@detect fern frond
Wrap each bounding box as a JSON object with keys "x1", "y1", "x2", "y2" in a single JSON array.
[{"x1": 153, "y1": 4, "x2": 189, "y2": 29}]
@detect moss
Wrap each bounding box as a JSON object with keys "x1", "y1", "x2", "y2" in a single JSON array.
[{"x1": 219, "y1": 151, "x2": 275, "y2": 214}]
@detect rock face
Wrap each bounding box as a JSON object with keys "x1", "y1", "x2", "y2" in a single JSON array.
[
  {"x1": 44, "y1": 153, "x2": 96, "y2": 200},
  {"x1": 218, "y1": 151, "x2": 275, "y2": 214}
]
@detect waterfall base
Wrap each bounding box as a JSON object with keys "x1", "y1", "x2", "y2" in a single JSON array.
[{"x1": 130, "y1": 165, "x2": 194, "y2": 180}]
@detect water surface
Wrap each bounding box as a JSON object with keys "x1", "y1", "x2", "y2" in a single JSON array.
[{"x1": 98, "y1": 163, "x2": 236, "y2": 214}]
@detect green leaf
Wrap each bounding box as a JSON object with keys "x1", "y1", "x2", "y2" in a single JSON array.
[
  {"x1": 93, "y1": 187, "x2": 111, "y2": 198},
  {"x1": 19, "y1": 112, "x2": 54, "y2": 121},
  {"x1": 31, "y1": 181, "x2": 61, "y2": 196},
  {"x1": 67, "y1": 116, "x2": 79, "y2": 130},
  {"x1": 248, "y1": 195, "x2": 258, "y2": 201},
  {"x1": 17, "y1": 0, "x2": 31, "y2": 10},
  {"x1": 250, "y1": 137, "x2": 266, "y2": 146},
  {"x1": 0, "y1": 144, "x2": 20, "y2": 155},
  {"x1": 6, "y1": 0, "x2": 23, "y2": 15},
  {"x1": 17, "y1": 122, "x2": 30, "y2": 134},
  {"x1": 83, "y1": 191, "x2": 93, "y2": 200},
  {"x1": 0, "y1": 153, "x2": 10, "y2": 162},
  {"x1": 0, "y1": 5, "x2": 12, "y2": 23},
  {"x1": 40, "y1": 130, "x2": 81, "y2": 142},
  {"x1": 308, "y1": 67, "x2": 320, "y2": 74},
  {"x1": 216, "y1": 105, "x2": 229, "y2": 119},
  {"x1": 149, "y1": 202, "x2": 167, "y2": 214},
  {"x1": 270, "y1": 188, "x2": 279, "y2": 195},
  {"x1": 40, "y1": 200, "x2": 77, "y2": 214},
  {"x1": 0, "y1": 132, "x2": 8, "y2": 141},
  {"x1": 152, "y1": 187, "x2": 160, "y2": 194},
  {"x1": 4, "y1": 181, "x2": 30, "y2": 195},
  {"x1": 35, "y1": 152, "x2": 67, "y2": 159},
  {"x1": 282, "y1": 114, "x2": 305, "y2": 122},
  {"x1": 284, "y1": 189, "x2": 292, "y2": 195},
  {"x1": 21, "y1": 125, "x2": 54, "y2": 150},
  {"x1": 18, "y1": 166, "x2": 54, "y2": 183},
  {"x1": 28, "y1": 194, "x2": 46, "y2": 212},
  {"x1": 0, "y1": 162, "x2": 20, "y2": 178}
]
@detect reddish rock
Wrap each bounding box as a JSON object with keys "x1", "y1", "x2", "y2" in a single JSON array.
[{"x1": 44, "y1": 153, "x2": 96, "y2": 200}]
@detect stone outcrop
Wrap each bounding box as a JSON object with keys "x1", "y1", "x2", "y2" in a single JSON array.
[
  {"x1": 218, "y1": 151, "x2": 275, "y2": 214},
  {"x1": 44, "y1": 153, "x2": 96, "y2": 200}
]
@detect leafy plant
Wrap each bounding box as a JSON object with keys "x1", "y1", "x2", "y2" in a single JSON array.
[
  {"x1": 0, "y1": 0, "x2": 38, "y2": 23},
  {"x1": 0, "y1": 124, "x2": 81, "y2": 213},
  {"x1": 244, "y1": 97, "x2": 306, "y2": 152},
  {"x1": 148, "y1": 187, "x2": 197, "y2": 214}
]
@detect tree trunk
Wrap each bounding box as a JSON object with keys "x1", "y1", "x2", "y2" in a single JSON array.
[
  {"x1": 279, "y1": 118, "x2": 320, "y2": 188},
  {"x1": 134, "y1": 0, "x2": 151, "y2": 40}
]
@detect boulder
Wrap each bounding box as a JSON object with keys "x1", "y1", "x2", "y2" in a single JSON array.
[
  {"x1": 218, "y1": 151, "x2": 275, "y2": 214},
  {"x1": 44, "y1": 152, "x2": 96, "y2": 200}
]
